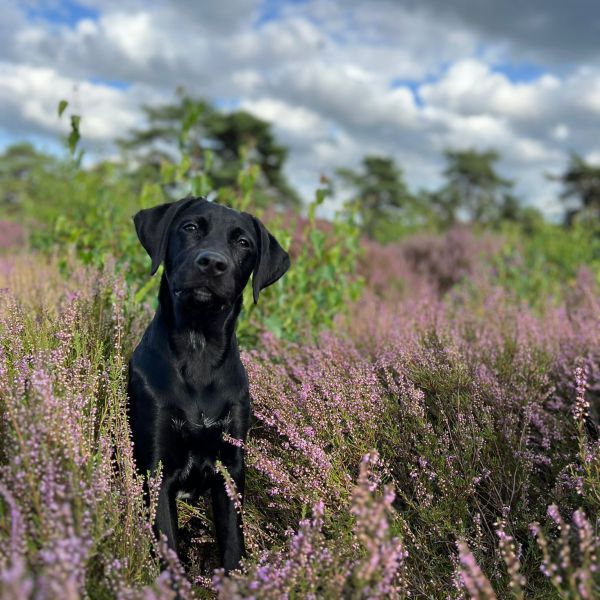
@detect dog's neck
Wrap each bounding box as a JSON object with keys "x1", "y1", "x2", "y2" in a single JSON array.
[{"x1": 156, "y1": 275, "x2": 242, "y2": 363}]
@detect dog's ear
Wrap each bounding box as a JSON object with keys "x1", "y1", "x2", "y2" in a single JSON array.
[
  {"x1": 133, "y1": 197, "x2": 202, "y2": 275},
  {"x1": 250, "y1": 216, "x2": 291, "y2": 304}
]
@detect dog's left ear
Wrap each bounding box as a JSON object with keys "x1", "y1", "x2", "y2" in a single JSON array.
[
  {"x1": 250, "y1": 216, "x2": 291, "y2": 304},
  {"x1": 133, "y1": 197, "x2": 202, "y2": 275}
]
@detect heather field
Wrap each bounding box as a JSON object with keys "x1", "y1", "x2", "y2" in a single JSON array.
[
  {"x1": 1, "y1": 99, "x2": 600, "y2": 598},
  {"x1": 1, "y1": 219, "x2": 600, "y2": 599}
]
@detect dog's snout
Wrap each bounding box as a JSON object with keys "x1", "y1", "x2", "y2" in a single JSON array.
[{"x1": 195, "y1": 250, "x2": 230, "y2": 276}]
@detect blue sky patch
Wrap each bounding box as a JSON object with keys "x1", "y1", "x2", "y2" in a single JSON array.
[
  {"x1": 214, "y1": 98, "x2": 242, "y2": 112},
  {"x1": 25, "y1": 0, "x2": 99, "y2": 27},
  {"x1": 493, "y1": 61, "x2": 546, "y2": 83},
  {"x1": 389, "y1": 77, "x2": 442, "y2": 108},
  {"x1": 89, "y1": 77, "x2": 131, "y2": 91},
  {"x1": 0, "y1": 132, "x2": 66, "y2": 158},
  {"x1": 255, "y1": 0, "x2": 308, "y2": 27},
  {"x1": 391, "y1": 79, "x2": 424, "y2": 108}
]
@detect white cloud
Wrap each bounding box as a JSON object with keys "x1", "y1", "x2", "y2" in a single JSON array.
[
  {"x1": 240, "y1": 98, "x2": 329, "y2": 143},
  {"x1": 273, "y1": 62, "x2": 420, "y2": 133},
  {"x1": 420, "y1": 59, "x2": 561, "y2": 121},
  {"x1": 2, "y1": 0, "x2": 600, "y2": 218},
  {"x1": 585, "y1": 151, "x2": 600, "y2": 165},
  {"x1": 551, "y1": 124, "x2": 569, "y2": 141},
  {"x1": 102, "y1": 12, "x2": 156, "y2": 67},
  {"x1": 0, "y1": 62, "x2": 159, "y2": 143}
]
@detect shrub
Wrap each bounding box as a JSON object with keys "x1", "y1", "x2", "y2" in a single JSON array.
[{"x1": 1, "y1": 246, "x2": 600, "y2": 597}]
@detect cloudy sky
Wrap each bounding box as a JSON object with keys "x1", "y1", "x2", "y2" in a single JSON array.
[{"x1": 2, "y1": 0, "x2": 600, "y2": 218}]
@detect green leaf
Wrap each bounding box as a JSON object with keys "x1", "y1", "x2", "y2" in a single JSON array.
[
  {"x1": 68, "y1": 114, "x2": 81, "y2": 156},
  {"x1": 176, "y1": 154, "x2": 191, "y2": 181},
  {"x1": 192, "y1": 173, "x2": 212, "y2": 197},
  {"x1": 57, "y1": 99, "x2": 68, "y2": 118},
  {"x1": 135, "y1": 271, "x2": 161, "y2": 303},
  {"x1": 160, "y1": 161, "x2": 176, "y2": 183}
]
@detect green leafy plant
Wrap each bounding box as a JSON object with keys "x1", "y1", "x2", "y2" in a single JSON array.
[
  {"x1": 493, "y1": 220, "x2": 600, "y2": 306},
  {"x1": 20, "y1": 100, "x2": 365, "y2": 348}
]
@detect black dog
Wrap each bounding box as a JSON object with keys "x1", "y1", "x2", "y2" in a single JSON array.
[{"x1": 128, "y1": 196, "x2": 290, "y2": 571}]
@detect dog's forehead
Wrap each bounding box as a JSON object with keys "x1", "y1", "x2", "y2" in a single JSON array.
[{"x1": 177, "y1": 201, "x2": 252, "y2": 230}]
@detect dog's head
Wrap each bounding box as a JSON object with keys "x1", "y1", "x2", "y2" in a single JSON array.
[{"x1": 133, "y1": 197, "x2": 290, "y2": 309}]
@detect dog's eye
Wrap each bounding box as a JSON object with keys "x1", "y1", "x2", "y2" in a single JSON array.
[
  {"x1": 182, "y1": 223, "x2": 198, "y2": 232},
  {"x1": 237, "y1": 238, "x2": 250, "y2": 248}
]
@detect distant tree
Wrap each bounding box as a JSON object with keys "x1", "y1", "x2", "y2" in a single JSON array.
[
  {"x1": 336, "y1": 155, "x2": 416, "y2": 239},
  {"x1": 497, "y1": 193, "x2": 521, "y2": 223},
  {"x1": 0, "y1": 143, "x2": 59, "y2": 207},
  {"x1": 118, "y1": 93, "x2": 299, "y2": 208},
  {"x1": 549, "y1": 153, "x2": 600, "y2": 225},
  {"x1": 497, "y1": 193, "x2": 545, "y2": 233},
  {"x1": 426, "y1": 188, "x2": 461, "y2": 229},
  {"x1": 435, "y1": 149, "x2": 513, "y2": 225}
]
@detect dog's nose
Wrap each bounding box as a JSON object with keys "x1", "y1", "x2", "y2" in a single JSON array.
[{"x1": 195, "y1": 251, "x2": 230, "y2": 276}]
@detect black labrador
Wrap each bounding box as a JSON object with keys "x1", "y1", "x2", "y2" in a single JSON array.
[{"x1": 127, "y1": 196, "x2": 290, "y2": 572}]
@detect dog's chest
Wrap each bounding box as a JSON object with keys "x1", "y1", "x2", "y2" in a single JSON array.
[
  {"x1": 170, "y1": 399, "x2": 232, "y2": 442},
  {"x1": 168, "y1": 391, "x2": 233, "y2": 495}
]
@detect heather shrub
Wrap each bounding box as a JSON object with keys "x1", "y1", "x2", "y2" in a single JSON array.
[
  {"x1": 398, "y1": 226, "x2": 496, "y2": 295},
  {"x1": 215, "y1": 452, "x2": 407, "y2": 599},
  {"x1": 362, "y1": 221, "x2": 600, "y2": 315},
  {"x1": 241, "y1": 333, "x2": 401, "y2": 525},
  {"x1": 457, "y1": 503, "x2": 600, "y2": 598},
  {"x1": 0, "y1": 258, "x2": 165, "y2": 597},
  {"x1": 0, "y1": 221, "x2": 25, "y2": 250},
  {"x1": 337, "y1": 276, "x2": 600, "y2": 595},
  {"x1": 361, "y1": 226, "x2": 499, "y2": 302},
  {"x1": 1, "y1": 252, "x2": 600, "y2": 597},
  {"x1": 2, "y1": 213, "x2": 600, "y2": 597}
]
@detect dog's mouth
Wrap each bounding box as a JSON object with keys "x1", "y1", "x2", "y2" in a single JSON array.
[{"x1": 173, "y1": 286, "x2": 215, "y2": 302}]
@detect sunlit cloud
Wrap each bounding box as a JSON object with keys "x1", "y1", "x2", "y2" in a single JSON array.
[{"x1": 1, "y1": 0, "x2": 600, "y2": 217}]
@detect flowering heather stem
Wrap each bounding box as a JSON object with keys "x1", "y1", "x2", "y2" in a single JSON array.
[
  {"x1": 495, "y1": 520, "x2": 525, "y2": 598},
  {"x1": 215, "y1": 460, "x2": 243, "y2": 515},
  {"x1": 155, "y1": 536, "x2": 194, "y2": 600},
  {"x1": 573, "y1": 361, "x2": 589, "y2": 425},
  {"x1": 457, "y1": 540, "x2": 497, "y2": 600},
  {"x1": 0, "y1": 483, "x2": 25, "y2": 558}
]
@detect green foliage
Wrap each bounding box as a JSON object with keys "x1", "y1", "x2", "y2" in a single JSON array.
[
  {"x1": 57, "y1": 99, "x2": 69, "y2": 118},
  {"x1": 495, "y1": 194, "x2": 546, "y2": 231},
  {"x1": 57, "y1": 98, "x2": 83, "y2": 163},
  {"x1": 6, "y1": 100, "x2": 363, "y2": 349},
  {"x1": 493, "y1": 220, "x2": 600, "y2": 306},
  {"x1": 549, "y1": 152, "x2": 600, "y2": 225},
  {"x1": 434, "y1": 148, "x2": 513, "y2": 226},
  {"x1": 336, "y1": 155, "x2": 419, "y2": 240},
  {"x1": 237, "y1": 184, "x2": 364, "y2": 344},
  {"x1": 118, "y1": 92, "x2": 300, "y2": 209},
  {"x1": 0, "y1": 143, "x2": 62, "y2": 210},
  {"x1": 68, "y1": 115, "x2": 82, "y2": 157}
]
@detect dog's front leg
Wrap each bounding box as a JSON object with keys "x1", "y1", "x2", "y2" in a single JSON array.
[
  {"x1": 156, "y1": 475, "x2": 179, "y2": 553},
  {"x1": 212, "y1": 454, "x2": 245, "y2": 573}
]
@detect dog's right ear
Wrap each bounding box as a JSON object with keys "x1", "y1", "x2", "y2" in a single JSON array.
[{"x1": 133, "y1": 197, "x2": 202, "y2": 275}]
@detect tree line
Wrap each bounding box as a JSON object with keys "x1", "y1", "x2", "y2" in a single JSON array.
[{"x1": 1, "y1": 92, "x2": 598, "y2": 241}]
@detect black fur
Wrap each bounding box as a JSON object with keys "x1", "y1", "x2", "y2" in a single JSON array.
[{"x1": 128, "y1": 197, "x2": 290, "y2": 571}]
